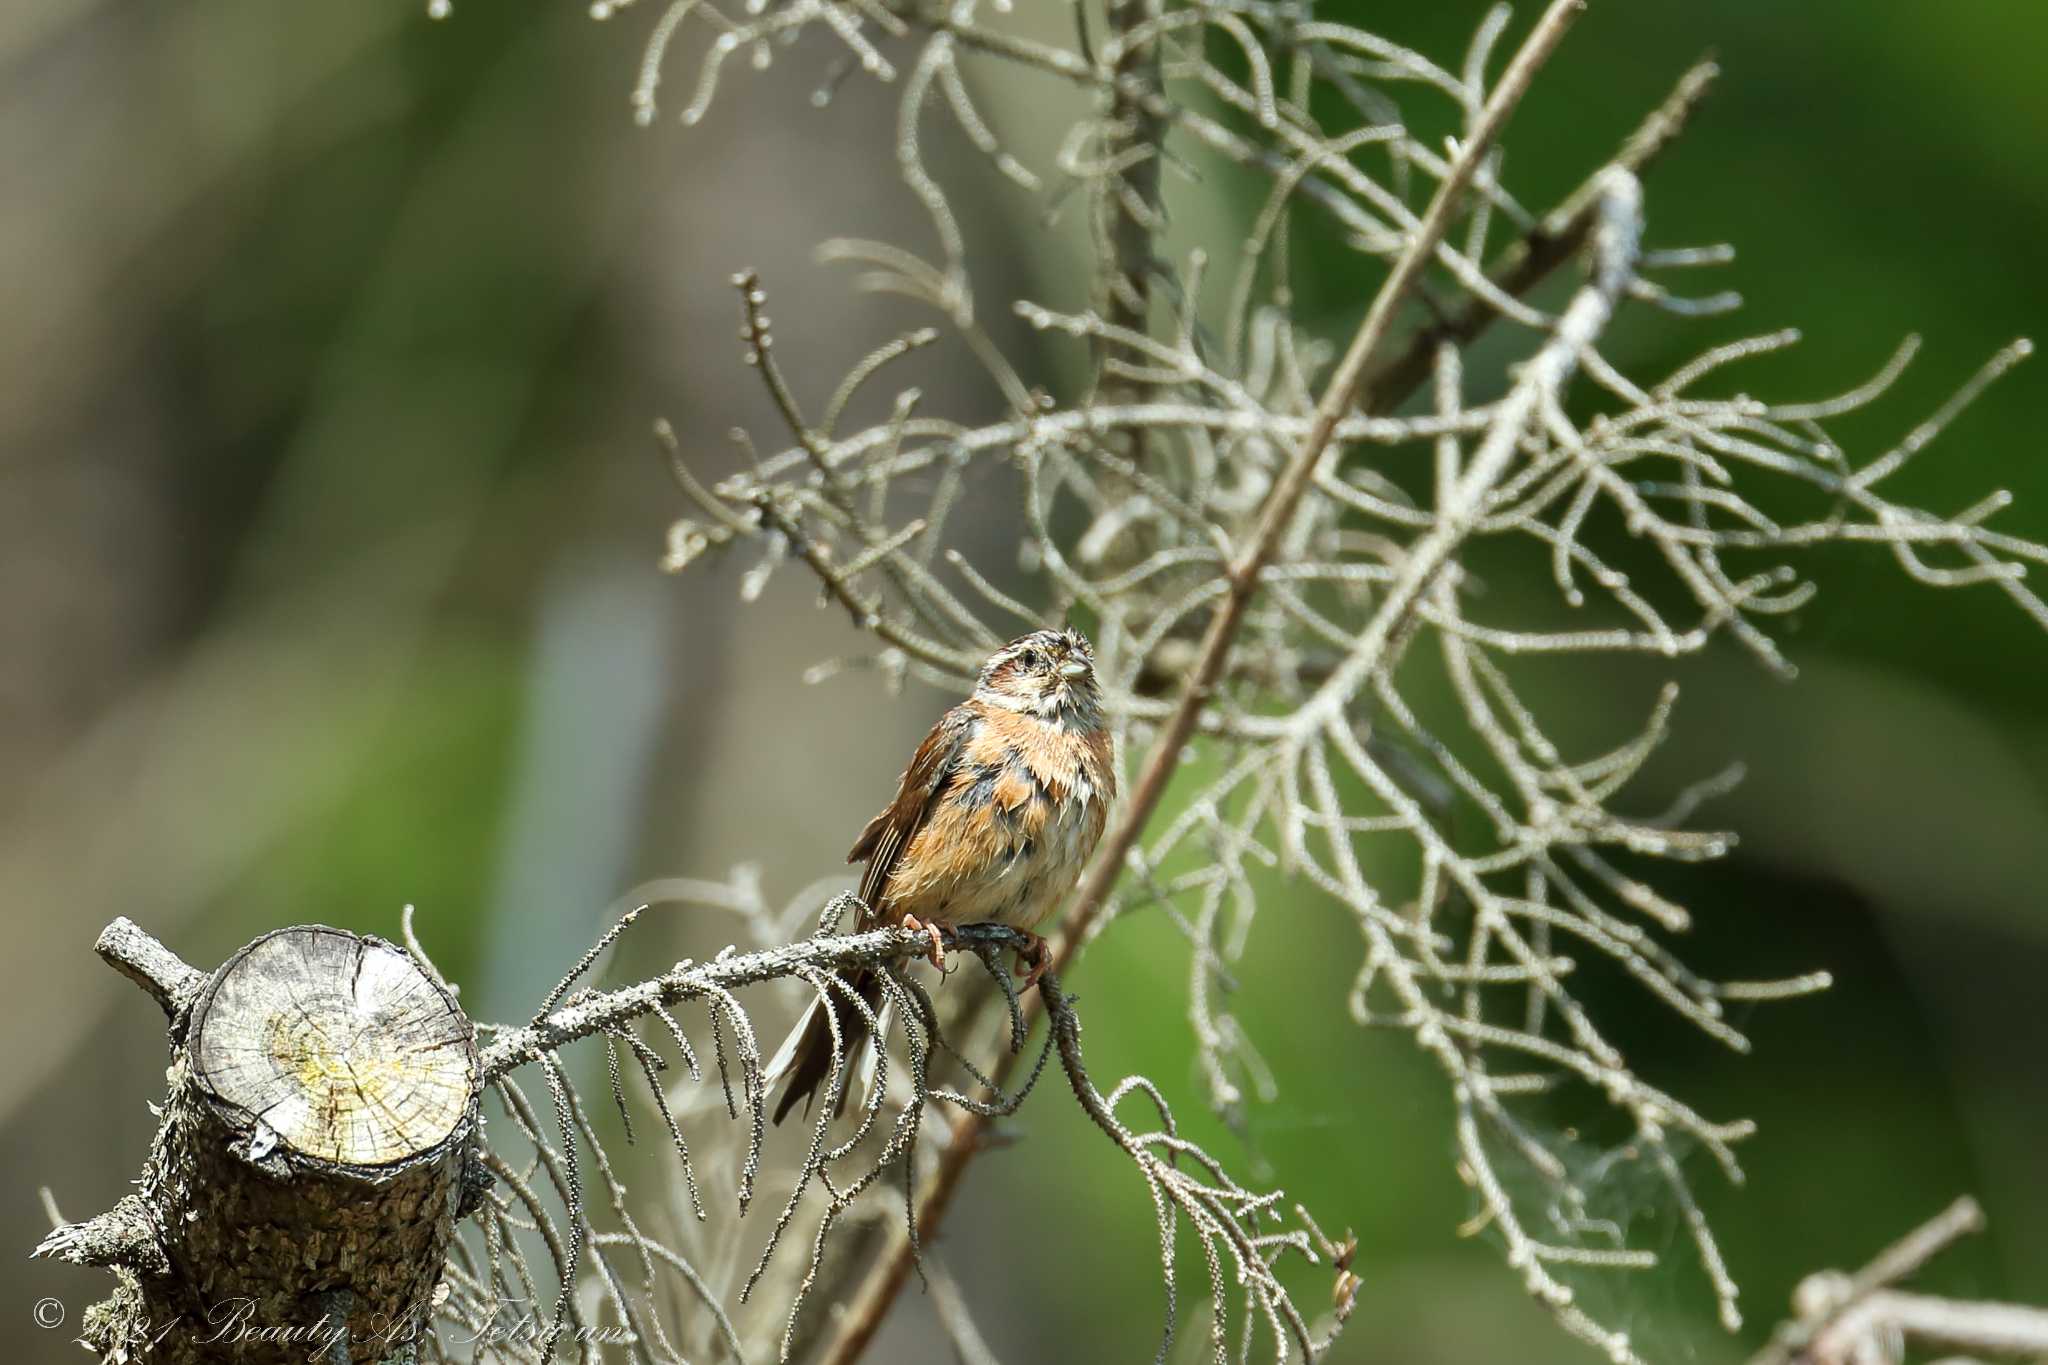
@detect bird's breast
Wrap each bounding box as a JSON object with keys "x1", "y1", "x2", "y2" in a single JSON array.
[{"x1": 884, "y1": 709, "x2": 1110, "y2": 931}]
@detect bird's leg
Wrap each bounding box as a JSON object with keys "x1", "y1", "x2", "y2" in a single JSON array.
[
  {"x1": 900, "y1": 914, "x2": 950, "y2": 972},
  {"x1": 1015, "y1": 930, "x2": 1050, "y2": 993}
]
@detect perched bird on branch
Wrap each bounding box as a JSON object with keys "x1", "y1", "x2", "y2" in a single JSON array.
[{"x1": 767, "y1": 627, "x2": 1115, "y2": 1124}]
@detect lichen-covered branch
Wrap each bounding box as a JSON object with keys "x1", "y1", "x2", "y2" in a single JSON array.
[
  {"x1": 481, "y1": 915, "x2": 968, "y2": 1081},
  {"x1": 467, "y1": 896, "x2": 1346, "y2": 1365}
]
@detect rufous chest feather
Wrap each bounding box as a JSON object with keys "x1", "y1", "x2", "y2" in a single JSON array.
[{"x1": 881, "y1": 706, "x2": 1113, "y2": 929}]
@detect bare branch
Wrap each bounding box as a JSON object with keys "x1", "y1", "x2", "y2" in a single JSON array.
[
  {"x1": 96, "y1": 916, "x2": 206, "y2": 1019},
  {"x1": 1754, "y1": 1198, "x2": 2048, "y2": 1365}
]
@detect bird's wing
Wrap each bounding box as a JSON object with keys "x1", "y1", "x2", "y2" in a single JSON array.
[{"x1": 846, "y1": 704, "x2": 975, "y2": 923}]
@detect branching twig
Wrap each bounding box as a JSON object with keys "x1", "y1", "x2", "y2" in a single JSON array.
[
  {"x1": 456, "y1": 900, "x2": 1331, "y2": 1365},
  {"x1": 1754, "y1": 1197, "x2": 2048, "y2": 1365},
  {"x1": 818, "y1": 8, "x2": 1586, "y2": 1358}
]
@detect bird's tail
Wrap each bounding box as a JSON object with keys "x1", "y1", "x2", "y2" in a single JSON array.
[{"x1": 766, "y1": 969, "x2": 883, "y2": 1125}]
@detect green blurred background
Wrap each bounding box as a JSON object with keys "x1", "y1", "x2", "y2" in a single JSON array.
[{"x1": 3, "y1": 2, "x2": 2043, "y2": 1362}]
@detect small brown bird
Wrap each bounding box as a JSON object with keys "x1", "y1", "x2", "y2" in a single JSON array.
[{"x1": 766, "y1": 627, "x2": 1116, "y2": 1125}]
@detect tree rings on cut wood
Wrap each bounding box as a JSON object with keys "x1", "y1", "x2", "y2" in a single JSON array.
[{"x1": 190, "y1": 925, "x2": 477, "y2": 1168}]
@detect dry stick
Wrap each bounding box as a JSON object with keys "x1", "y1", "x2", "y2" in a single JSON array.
[
  {"x1": 1750, "y1": 1195, "x2": 1993, "y2": 1365},
  {"x1": 1098, "y1": 0, "x2": 1167, "y2": 384},
  {"x1": 918, "y1": 11, "x2": 1712, "y2": 434},
  {"x1": 813, "y1": 7, "x2": 1585, "y2": 1361},
  {"x1": 1128, "y1": 53, "x2": 1716, "y2": 698},
  {"x1": 1355, "y1": 56, "x2": 1719, "y2": 417},
  {"x1": 1815, "y1": 1292, "x2": 2048, "y2": 1361},
  {"x1": 1086, "y1": 0, "x2": 1170, "y2": 561}
]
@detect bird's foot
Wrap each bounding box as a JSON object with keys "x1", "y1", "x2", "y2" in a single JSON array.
[
  {"x1": 900, "y1": 915, "x2": 950, "y2": 972},
  {"x1": 1015, "y1": 931, "x2": 1050, "y2": 993}
]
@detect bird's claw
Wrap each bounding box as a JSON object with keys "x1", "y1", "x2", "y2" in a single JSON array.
[
  {"x1": 901, "y1": 915, "x2": 949, "y2": 972},
  {"x1": 1016, "y1": 931, "x2": 1050, "y2": 993}
]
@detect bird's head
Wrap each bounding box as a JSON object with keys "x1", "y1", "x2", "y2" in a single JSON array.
[{"x1": 975, "y1": 627, "x2": 1101, "y2": 723}]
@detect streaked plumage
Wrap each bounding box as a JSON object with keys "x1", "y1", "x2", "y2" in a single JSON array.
[{"x1": 766, "y1": 628, "x2": 1115, "y2": 1124}]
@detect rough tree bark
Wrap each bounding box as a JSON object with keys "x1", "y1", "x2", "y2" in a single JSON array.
[{"x1": 36, "y1": 919, "x2": 485, "y2": 1365}]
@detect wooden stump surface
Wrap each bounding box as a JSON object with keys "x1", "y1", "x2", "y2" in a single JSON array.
[{"x1": 191, "y1": 926, "x2": 476, "y2": 1166}]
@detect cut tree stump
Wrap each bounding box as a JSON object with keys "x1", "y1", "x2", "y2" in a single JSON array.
[{"x1": 36, "y1": 920, "x2": 486, "y2": 1364}]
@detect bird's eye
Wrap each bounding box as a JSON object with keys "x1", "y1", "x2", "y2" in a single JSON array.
[{"x1": 1022, "y1": 650, "x2": 1043, "y2": 670}]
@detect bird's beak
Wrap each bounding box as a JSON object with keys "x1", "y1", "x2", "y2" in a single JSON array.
[{"x1": 1057, "y1": 660, "x2": 1089, "y2": 679}]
